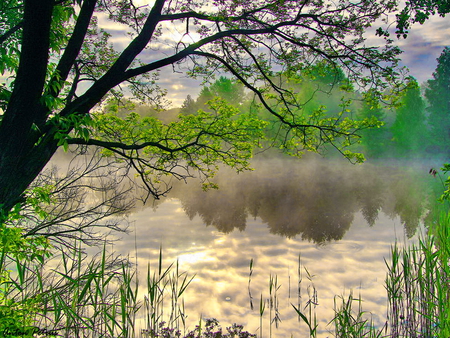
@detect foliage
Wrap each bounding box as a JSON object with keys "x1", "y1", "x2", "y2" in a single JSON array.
[
  {"x1": 356, "y1": 91, "x2": 390, "y2": 159},
  {"x1": 391, "y1": 78, "x2": 427, "y2": 157},
  {"x1": 90, "y1": 98, "x2": 267, "y2": 199},
  {"x1": 435, "y1": 163, "x2": 450, "y2": 203},
  {"x1": 396, "y1": 0, "x2": 450, "y2": 37},
  {"x1": 0, "y1": 206, "x2": 53, "y2": 337},
  {"x1": 0, "y1": 154, "x2": 136, "y2": 335},
  {"x1": 0, "y1": 0, "x2": 404, "y2": 216},
  {"x1": 180, "y1": 76, "x2": 246, "y2": 115},
  {"x1": 425, "y1": 47, "x2": 450, "y2": 157},
  {"x1": 239, "y1": 63, "x2": 383, "y2": 162}
]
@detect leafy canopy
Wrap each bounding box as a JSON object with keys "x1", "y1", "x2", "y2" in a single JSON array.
[{"x1": 0, "y1": 0, "x2": 404, "y2": 213}]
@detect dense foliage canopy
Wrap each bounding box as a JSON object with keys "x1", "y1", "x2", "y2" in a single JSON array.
[{"x1": 0, "y1": 0, "x2": 403, "y2": 216}]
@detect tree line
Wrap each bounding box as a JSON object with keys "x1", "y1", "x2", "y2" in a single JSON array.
[{"x1": 165, "y1": 46, "x2": 450, "y2": 161}]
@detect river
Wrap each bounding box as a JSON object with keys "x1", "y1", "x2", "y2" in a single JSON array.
[{"x1": 101, "y1": 155, "x2": 437, "y2": 337}]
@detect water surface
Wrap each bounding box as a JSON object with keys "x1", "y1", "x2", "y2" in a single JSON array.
[{"x1": 112, "y1": 157, "x2": 434, "y2": 337}]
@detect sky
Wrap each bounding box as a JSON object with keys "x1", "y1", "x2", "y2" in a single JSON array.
[
  {"x1": 101, "y1": 7, "x2": 450, "y2": 108},
  {"x1": 396, "y1": 14, "x2": 450, "y2": 84}
]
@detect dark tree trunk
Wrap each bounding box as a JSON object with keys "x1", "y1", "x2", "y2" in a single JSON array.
[{"x1": 0, "y1": 0, "x2": 54, "y2": 214}]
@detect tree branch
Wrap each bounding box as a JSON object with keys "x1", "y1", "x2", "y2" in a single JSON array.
[
  {"x1": 66, "y1": 136, "x2": 200, "y2": 153},
  {"x1": 52, "y1": 0, "x2": 98, "y2": 94},
  {"x1": 0, "y1": 21, "x2": 23, "y2": 45}
]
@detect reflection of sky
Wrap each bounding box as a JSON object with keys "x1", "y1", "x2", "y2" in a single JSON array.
[{"x1": 114, "y1": 170, "x2": 422, "y2": 337}]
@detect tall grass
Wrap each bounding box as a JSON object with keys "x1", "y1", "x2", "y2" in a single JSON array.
[
  {"x1": 142, "y1": 248, "x2": 195, "y2": 337},
  {"x1": 3, "y1": 211, "x2": 450, "y2": 338},
  {"x1": 385, "y1": 211, "x2": 450, "y2": 337},
  {"x1": 330, "y1": 292, "x2": 386, "y2": 338}
]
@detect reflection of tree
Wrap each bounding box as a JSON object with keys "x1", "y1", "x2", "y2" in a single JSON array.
[
  {"x1": 180, "y1": 185, "x2": 249, "y2": 233},
  {"x1": 390, "y1": 168, "x2": 430, "y2": 237},
  {"x1": 355, "y1": 170, "x2": 387, "y2": 227},
  {"x1": 252, "y1": 167, "x2": 358, "y2": 243},
  {"x1": 168, "y1": 159, "x2": 431, "y2": 243}
]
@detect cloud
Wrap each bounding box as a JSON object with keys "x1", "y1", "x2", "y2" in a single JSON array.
[{"x1": 397, "y1": 15, "x2": 450, "y2": 83}]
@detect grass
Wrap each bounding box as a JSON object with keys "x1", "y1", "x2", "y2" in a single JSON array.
[
  {"x1": 384, "y1": 211, "x2": 450, "y2": 337},
  {"x1": 2, "y1": 211, "x2": 450, "y2": 338}
]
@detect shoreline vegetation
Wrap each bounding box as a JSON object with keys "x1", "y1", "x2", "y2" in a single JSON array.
[{"x1": 1, "y1": 179, "x2": 450, "y2": 337}]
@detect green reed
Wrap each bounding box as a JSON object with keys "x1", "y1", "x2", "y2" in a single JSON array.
[
  {"x1": 5, "y1": 212, "x2": 450, "y2": 337},
  {"x1": 291, "y1": 261, "x2": 318, "y2": 337},
  {"x1": 385, "y1": 211, "x2": 450, "y2": 337},
  {"x1": 142, "y1": 247, "x2": 195, "y2": 337},
  {"x1": 330, "y1": 292, "x2": 386, "y2": 338}
]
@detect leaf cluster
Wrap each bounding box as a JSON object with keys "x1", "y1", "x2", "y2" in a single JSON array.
[{"x1": 91, "y1": 97, "x2": 267, "y2": 198}]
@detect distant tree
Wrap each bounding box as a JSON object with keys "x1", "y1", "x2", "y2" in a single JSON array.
[
  {"x1": 180, "y1": 77, "x2": 246, "y2": 115},
  {"x1": 244, "y1": 62, "x2": 375, "y2": 160},
  {"x1": 0, "y1": 0, "x2": 403, "y2": 218},
  {"x1": 199, "y1": 77, "x2": 246, "y2": 109},
  {"x1": 391, "y1": 79, "x2": 427, "y2": 157},
  {"x1": 179, "y1": 94, "x2": 199, "y2": 115},
  {"x1": 357, "y1": 91, "x2": 390, "y2": 159},
  {"x1": 425, "y1": 47, "x2": 450, "y2": 156}
]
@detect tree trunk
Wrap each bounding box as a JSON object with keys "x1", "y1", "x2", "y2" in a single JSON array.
[{"x1": 0, "y1": 0, "x2": 54, "y2": 214}]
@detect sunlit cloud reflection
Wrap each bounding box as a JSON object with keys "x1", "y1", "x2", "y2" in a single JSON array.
[{"x1": 114, "y1": 159, "x2": 428, "y2": 337}]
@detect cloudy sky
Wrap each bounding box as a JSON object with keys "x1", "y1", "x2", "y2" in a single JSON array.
[
  {"x1": 96, "y1": 4, "x2": 450, "y2": 108},
  {"x1": 397, "y1": 15, "x2": 450, "y2": 84},
  {"x1": 111, "y1": 8, "x2": 450, "y2": 107}
]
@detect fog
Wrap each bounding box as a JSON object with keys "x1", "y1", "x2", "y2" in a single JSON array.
[{"x1": 101, "y1": 154, "x2": 435, "y2": 337}]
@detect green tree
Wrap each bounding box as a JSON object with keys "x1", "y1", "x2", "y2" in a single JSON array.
[
  {"x1": 0, "y1": 0, "x2": 402, "y2": 217},
  {"x1": 243, "y1": 62, "x2": 377, "y2": 160},
  {"x1": 391, "y1": 79, "x2": 427, "y2": 157},
  {"x1": 396, "y1": 0, "x2": 450, "y2": 37},
  {"x1": 180, "y1": 77, "x2": 246, "y2": 115},
  {"x1": 425, "y1": 47, "x2": 450, "y2": 157},
  {"x1": 179, "y1": 94, "x2": 199, "y2": 115},
  {"x1": 357, "y1": 91, "x2": 391, "y2": 159},
  {"x1": 199, "y1": 76, "x2": 246, "y2": 106}
]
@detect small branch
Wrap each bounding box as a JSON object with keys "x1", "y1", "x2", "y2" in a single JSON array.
[{"x1": 0, "y1": 21, "x2": 23, "y2": 45}]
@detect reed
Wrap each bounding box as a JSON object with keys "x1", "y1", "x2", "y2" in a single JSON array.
[
  {"x1": 330, "y1": 292, "x2": 386, "y2": 338},
  {"x1": 142, "y1": 247, "x2": 195, "y2": 338},
  {"x1": 4, "y1": 212, "x2": 450, "y2": 338},
  {"x1": 291, "y1": 262, "x2": 318, "y2": 338},
  {"x1": 384, "y1": 211, "x2": 450, "y2": 337}
]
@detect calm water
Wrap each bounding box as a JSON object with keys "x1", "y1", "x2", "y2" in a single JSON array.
[{"x1": 108, "y1": 156, "x2": 436, "y2": 337}]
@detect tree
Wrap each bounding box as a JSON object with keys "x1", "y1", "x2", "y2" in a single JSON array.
[
  {"x1": 357, "y1": 91, "x2": 390, "y2": 159},
  {"x1": 180, "y1": 76, "x2": 246, "y2": 115},
  {"x1": 0, "y1": 0, "x2": 402, "y2": 217},
  {"x1": 245, "y1": 62, "x2": 371, "y2": 158},
  {"x1": 391, "y1": 79, "x2": 427, "y2": 157},
  {"x1": 179, "y1": 94, "x2": 199, "y2": 115},
  {"x1": 198, "y1": 77, "x2": 245, "y2": 107},
  {"x1": 425, "y1": 47, "x2": 450, "y2": 156},
  {"x1": 396, "y1": 0, "x2": 450, "y2": 37}
]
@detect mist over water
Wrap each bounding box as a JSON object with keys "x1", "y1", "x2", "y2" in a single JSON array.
[
  {"x1": 106, "y1": 155, "x2": 437, "y2": 337},
  {"x1": 130, "y1": 155, "x2": 434, "y2": 242}
]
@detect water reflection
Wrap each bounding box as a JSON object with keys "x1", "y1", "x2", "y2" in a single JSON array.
[
  {"x1": 116, "y1": 157, "x2": 435, "y2": 337},
  {"x1": 163, "y1": 157, "x2": 432, "y2": 243}
]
